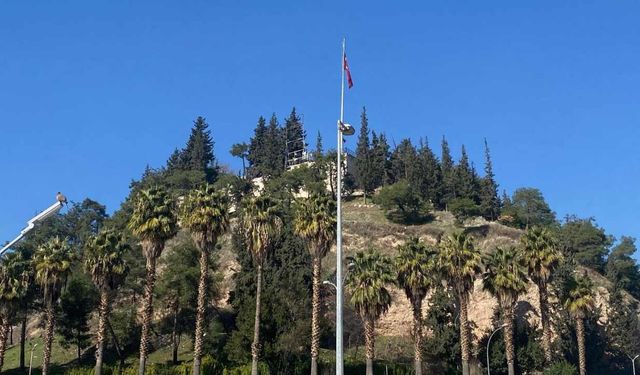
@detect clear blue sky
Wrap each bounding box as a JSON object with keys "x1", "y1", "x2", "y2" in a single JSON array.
[{"x1": 1, "y1": 2, "x2": 639, "y2": 255}]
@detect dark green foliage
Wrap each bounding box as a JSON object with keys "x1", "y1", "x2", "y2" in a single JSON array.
[
  {"x1": 606, "y1": 288, "x2": 640, "y2": 362},
  {"x1": 56, "y1": 275, "x2": 99, "y2": 359},
  {"x1": 440, "y1": 136, "x2": 456, "y2": 208},
  {"x1": 222, "y1": 362, "x2": 270, "y2": 375},
  {"x1": 543, "y1": 361, "x2": 578, "y2": 375},
  {"x1": 479, "y1": 139, "x2": 500, "y2": 220},
  {"x1": 225, "y1": 215, "x2": 312, "y2": 372},
  {"x1": 354, "y1": 107, "x2": 377, "y2": 200},
  {"x1": 371, "y1": 131, "x2": 392, "y2": 187},
  {"x1": 230, "y1": 142, "x2": 249, "y2": 177},
  {"x1": 605, "y1": 237, "x2": 640, "y2": 297},
  {"x1": 453, "y1": 145, "x2": 477, "y2": 203},
  {"x1": 183, "y1": 116, "x2": 217, "y2": 173},
  {"x1": 247, "y1": 116, "x2": 268, "y2": 179},
  {"x1": 448, "y1": 197, "x2": 481, "y2": 223},
  {"x1": 389, "y1": 138, "x2": 418, "y2": 185},
  {"x1": 415, "y1": 138, "x2": 443, "y2": 209},
  {"x1": 554, "y1": 290, "x2": 625, "y2": 374},
  {"x1": 478, "y1": 309, "x2": 545, "y2": 375},
  {"x1": 559, "y1": 216, "x2": 612, "y2": 272},
  {"x1": 501, "y1": 188, "x2": 556, "y2": 229},
  {"x1": 263, "y1": 114, "x2": 286, "y2": 178},
  {"x1": 284, "y1": 108, "x2": 307, "y2": 168},
  {"x1": 156, "y1": 235, "x2": 203, "y2": 355},
  {"x1": 373, "y1": 180, "x2": 433, "y2": 224},
  {"x1": 166, "y1": 117, "x2": 217, "y2": 182},
  {"x1": 314, "y1": 131, "x2": 323, "y2": 157},
  {"x1": 422, "y1": 289, "x2": 461, "y2": 374}
]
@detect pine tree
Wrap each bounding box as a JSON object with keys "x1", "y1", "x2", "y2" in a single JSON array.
[
  {"x1": 248, "y1": 116, "x2": 268, "y2": 178},
  {"x1": 417, "y1": 138, "x2": 443, "y2": 209},
  {"x1": 262, "y1": 114, "x2": 286, "y2": 178},
  {"x1": 355, "y1": 108, "x2": 376, "y2": 202},
  {"x1": 440, "y1": 136, "x2": 456, "y2": 208},
  {"x1": 480, "y1": 139, "x2": 500, "y2": 220},
  {"x1": 183, "y1": 117, "x2": 216, "y2": 172},
  {"x1": 390, "y1": 138, "x2": 418, "y2": 184},
  {"x1": 454, "y1": 145, "x2": 476, "y2": 202},
  {"x1": 284, "y1": 108, "x2": 306, "y2": 167},
  {"x1": 375, "y1": 133, "x2": 392, "y2": 186},
  {"x1": 315, "y1": 131, "x2": 323, "y2": 158}
]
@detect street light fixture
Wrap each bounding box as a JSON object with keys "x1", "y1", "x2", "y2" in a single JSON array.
[
  {"x1": 486, "y1": 323, "x2": 508, "y2": 375},
  {"x1": 630, "y1": 354, "x2": 639, "y2": 375}
]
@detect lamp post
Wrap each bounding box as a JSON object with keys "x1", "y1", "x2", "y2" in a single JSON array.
[
  {"x1": 486, "y1": 324, "x2": 508, "y2": 375},
  {"x1": 630, "y1": 354, "x2": 639, "y2": 375},
  {"x1": 336, "y1": 37, "x2": 355, "y2": 375}
]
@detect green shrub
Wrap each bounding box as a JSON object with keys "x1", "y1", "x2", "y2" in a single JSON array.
[
  {"x1": 543, "y1": 361, "x2": 578, "y2": 375},
  {"x1": 222, "y1": 362, "x2": 270, "y2": 375},
  {"x1": 448, "y1": 197, "x2": 480, "y2": 223},
  {"x1": 374, "y1": 180, "x2": 432, "y2": 224}
]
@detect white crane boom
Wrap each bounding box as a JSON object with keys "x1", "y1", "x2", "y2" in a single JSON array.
[{"x1": 0, "y1": 201, "x2": 63, "y2": 256}]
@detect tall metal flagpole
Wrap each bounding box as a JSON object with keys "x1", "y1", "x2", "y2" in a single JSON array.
[{"x1": 336, "y1": 37, "x2": 346, "y2": 375}]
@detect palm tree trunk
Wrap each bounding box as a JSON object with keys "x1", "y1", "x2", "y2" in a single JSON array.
[
  {"x1": 576, "y1": 317, "x2": 586, "y2": 375},
  {"x1": 20, "y1": 315, "x2": 27, "y2": 370},
  {"x1": 503, "y1": 307, "x2": 515, "y2": 375},
  {"x1": 138, "y1": 256, "x2": 157, "y2": 375},
  {"x1": 538, "y1": 281, "x2": 553, "y2": 363},
  {"x1": 310, "y1": 256, "x2": 321, "y2": 375},
  {"x1": 364, "y1": 317, "x2": 375, "y2": 375},
  {"x1": 251, "y1": 265, "x2": 263, "y2": 375},
  {"x1": 193, "y1": 247, "x2": 209, "y2": 375},
  {"x1": 42, "y1": 303, "x2": 56, "y2": 375},
  {"x1": 95, "y1": 290, "x2": 110, "y2": 375},
  {"x1": 0, "y1": 317, "x2": 9, "y2": 372},
  {"x1": 459, "y1": 294, "x2": 471, "y2": 375},
  {"x1": 412, "y1": 299, "x2": 423, "y2": 375}
]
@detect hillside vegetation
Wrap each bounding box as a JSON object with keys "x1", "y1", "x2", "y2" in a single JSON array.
[{"x1": 2, "y1": 112, "x2": 640, "y2": 375}]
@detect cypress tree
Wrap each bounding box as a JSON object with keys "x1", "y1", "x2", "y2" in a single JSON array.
[
  {"x1": 370, "y1": 132, "x2": 381, "y2": 188},
  {"x1": 315, "y1": 131, "x2": 323, "y2": 158},
  {"x1": 377, "y1": 133, "x2": 392, "y2": 186},
  {"x1": 355, "y1": 108, "x2": 376, "y2": 202},
  {"x1": 479, "y1": 139, "x2": 500, "y2": 220},
  {"x1": 440, "y1": 137, "x2": 456, "y2": 208},
  {"x1": 247, "y1": 116, "x2": 268, "y2": 178}
]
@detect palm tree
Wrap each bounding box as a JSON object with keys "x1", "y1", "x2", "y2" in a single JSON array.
[
  {"x1": 563, "y1": 274, "x2": 595, "y2": 375},
  {"x1": 482, "y1": 246, "x2": 528, "y2": 375},
  {"x1": 0, "y1": 251, "x2": 29, "y2": 371},
  {"x1": 240, "y1": 195, "x2": 283, "y2": 375},
  {"x1": 180, "y1": 184, "x2": 230, "y2": 375},
  {"x1": 293, "y1": 193, "x2": 336, "y2": 375},
  {"x1": 128, "y1": 187, "x2": 178, "y2": 375},
  {"x1": 33, "y1": 237, "x2": 74, "y2": 375},
  {"x1": 439, "y1": 232, "x2": 481, "y2": 375},
  {"x1": 84, "y1": 229, "x2": 129, "y2": 375},
  {"x1": 520, "y1": 226, "x2": 562, "y2": 362},
  {"x1": 345, "y1": 250, "x2": 395, "y2": 375},
  {"x1": 395, "y1": 237, "x2": 438, "y2": 375}
]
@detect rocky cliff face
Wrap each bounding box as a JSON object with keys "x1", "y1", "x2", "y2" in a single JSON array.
[{"x1": 215, "y1": 200, "x2": 636, "y2": 348}]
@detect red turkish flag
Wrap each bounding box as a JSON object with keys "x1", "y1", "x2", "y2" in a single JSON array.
[{"x1": 343, "y1": 53, "x2": 353, "y2": 89}]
